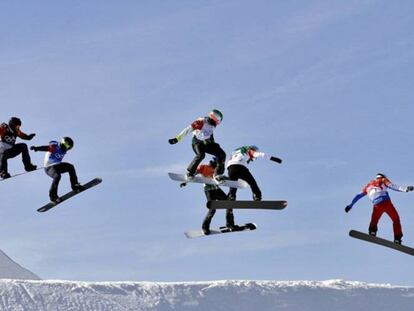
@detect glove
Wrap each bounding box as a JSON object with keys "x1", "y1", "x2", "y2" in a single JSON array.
[
  {"x1": 30, "y1": 146, "x2": 39, "y2": 152},
  {"x1": 270, "y1": 156, "x2": 282, "y2": 164},
  {"x1": 168, "y1": 138, "x2": 178, "y2": 145},
  {"x1": 345, "y1": 205, "x2": 352, "y2": 213},
  {"x1": 27, "y1": 133, "x2": 36, "y2": 140},
  {"x1": 407, "y1": 186, "x2": 414, "y2": 192},
  {"x1": 180, "y1": 182, "x2": 187, "y2": 188}
]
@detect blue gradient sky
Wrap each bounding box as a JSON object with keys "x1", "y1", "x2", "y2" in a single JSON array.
[{"x1": 1, "y1": 0, "x2": 414, "y2": 284}]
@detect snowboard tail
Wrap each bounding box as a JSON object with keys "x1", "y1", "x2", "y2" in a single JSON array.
[
  {"x1": 37, "y1": 178, "x2": 102, "y2": 213},
  {"x1": 207, "y1": 200, "x2": 287, "y2": 210},
  {"x1": 349, "y1": 230, "x2": 414, "y2": 256},
  {"x1": 185, "y1": 223, "x2": 256, "y2": 239}
]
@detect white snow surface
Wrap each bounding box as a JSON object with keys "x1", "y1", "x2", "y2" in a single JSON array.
[
  {"x1": 0, "y1": 250, "x2": 39, "y2": 281},
  {"x1": 0, "y1": 279, "x2": 413, "y2": 311}
]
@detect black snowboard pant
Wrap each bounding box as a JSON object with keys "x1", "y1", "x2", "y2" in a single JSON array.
[
  {"x1": 45, "y1": 163, "x2": 79, "y2": 199},
  {"x1": 187, "y1": 141, "x2": 226, "y2": 176},
  {"x1": 203, "y1": 188, "x2": 235, "y2": 229},
  {"x1": 0, "y1": 143, "x2": 32, "y2": 173},
  {"x1": 228, "y1": 164, "x2": 261, "y2": 200}
]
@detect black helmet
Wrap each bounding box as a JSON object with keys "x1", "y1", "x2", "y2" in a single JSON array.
[
  {"x1": 209, "y1": 157, "x2": 218, "y2": 168},
  {"x1": 9, "y1": 117, "x2": 22, "y2": 128},
  {"x1": 60, "y1": 137, "x2": 74, "y2": 150}
]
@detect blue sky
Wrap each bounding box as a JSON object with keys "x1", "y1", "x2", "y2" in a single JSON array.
[{"x1": 1, "y1": 0, "x2": 414, "y2": 284}]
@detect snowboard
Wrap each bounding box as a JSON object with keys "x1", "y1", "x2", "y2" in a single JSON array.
[
  {"x1": 168, "y1": 172, "x2": 248, "y2": 189},
  {"x1": 207, "y1": 200, "x2": 288, "y2": 210},
  {"x1": 0, "y1": 166, "x2": 49, "y2": 182},
  {"x1": 185, "y1": 223, "x2": 257, "y2": 239},
  {"x1": 37, "y1": 178, "x2": 102, "y2": 213},
  {"x1": 349, "y1": 230, "x2": 414, "y2": 256}
]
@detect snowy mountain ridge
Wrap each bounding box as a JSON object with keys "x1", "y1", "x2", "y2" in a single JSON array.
[{"x1": 0, "y1": 279, "x2": 413, "y2": 311}]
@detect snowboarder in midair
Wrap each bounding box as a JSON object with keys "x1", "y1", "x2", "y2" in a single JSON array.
[
  {"x1": 345, "y1": 173, "x2": 414, "y2": 244},
  {"x1": 227, "y1": 146, "x2": 282, "y2": 201},
  {"x1": 168, "y1": 109, "x2": 226, "y2": 181},
  {"x1": 30, "y1": 137, "x2": 84, "y2": 203},
  {"x1": 0, "y1": 117, "x2": 37, "y2": 179},
  {"x1": 181, "y1": 158, "x2": 237, "y2": 234}
]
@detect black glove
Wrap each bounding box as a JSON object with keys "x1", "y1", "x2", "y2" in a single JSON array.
[
  {"x1": 270, "y1": 156, "x2": 282, "y2": 164},
  {"x1": 27, "y1": 133, "x2": 36, "y2": 140},
  {"x1": 345, "y1": 205, "x2": 352, "y2": 213},
  {"x1": 168, "y1": 138, "x2": 178, "y2": 145},
  {"x1": 30, "y1": 146, "x2": 39, "y2": 152},
  {"x1": 407, "y1": 186, "x2": 414, "y2": 192},
  {"x1": 180, "y1": 182, "x2": 187, "y2": 188}
]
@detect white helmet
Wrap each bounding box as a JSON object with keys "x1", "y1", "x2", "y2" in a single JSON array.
[{"x1": 209, "y1": 109, "x2": 223, "y2": 125}]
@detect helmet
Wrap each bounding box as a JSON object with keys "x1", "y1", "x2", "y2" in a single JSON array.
[
  {"x1": 8, "y1": 117, "x2": 21, "y2": 129},
  {"x1": 60, "y1": 137, "x2": 74, "y2": 150},
  {"x1": 209, "y1": 157, "x2": 218, "y2": 168},
  {"x1": 249, "y1": 145, "x2": 259, "y2": 152},
  {"x1": 209, "y1": 109, "x2": 223, "y2": 125},
  {"x1": 376, "y1": 173, "x2": 387, "y2": 179}
]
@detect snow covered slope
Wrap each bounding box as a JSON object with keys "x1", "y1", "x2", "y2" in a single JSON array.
[
  {"x1": 0, "y1": 279, "x2": 413, "y2": 311},
  {"x1": 0, "y1": 250, "x2": 40, "y2": 280}
]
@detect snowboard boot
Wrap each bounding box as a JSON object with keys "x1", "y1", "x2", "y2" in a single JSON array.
[
  {"x1": 227, "y1": 193, "x2": 236, "y2": 201},
  {"x1": 215, "y1": 162, "x2": 225, "y2": 176},
  {"x1": 253, "y1": 193, "x2": 262, "y2": 201},
  {"x1": 227, "y1": 224, "x2": 242, "y2": 231},
  {"x1": 202, "y1": 224, "x2": 211, "y2": 235},
  {"x1": 394, "y1": 235, "x2": 403, "y2": 245},
  {"x1": 213, "y1": 174, "x2": 225, "y2": 184},
  {"x1": 202, "y1": 211, "x2": 215, "y2": 235},
  {"x1": 394, "y1": 238, "x2": 402, "y2": 245},
  {"x1": 50, "y1": 195, "x2": 61, "y2": 204},
  {"x1": 186, "y1": 171, "x2": 195, "y2": 181},
  {"x1": 0, "y1": 171, "x2": 11, "y2": 179},
  {"x1": 368, "y1": 230, "x2": 377, "y2": 237},
  {"x1": 72, "y1": 183, "x2": 86, "y2": 193},
  {"x1": 226, "y1": 211, "x2": 240, "y2": 231},
  {"x1": 25, "y1": 163, "x2": 37, "y2": 172}
]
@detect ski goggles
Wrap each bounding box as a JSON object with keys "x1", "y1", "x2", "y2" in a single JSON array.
[
  {"x1": 61, "y1": 140, "x2": 73, "y2": 150},
  {"x1": 209, "y1": 113, "x2": 221, "y2": 125}
]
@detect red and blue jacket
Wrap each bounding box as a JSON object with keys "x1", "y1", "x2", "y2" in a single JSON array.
[{"x1": 349, "y1": 177, "x2": 409, "y2": 208}]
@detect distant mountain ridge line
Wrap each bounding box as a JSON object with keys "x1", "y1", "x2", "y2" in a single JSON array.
[
  {"x1": 0, "y1": 279, "x2": 413, "y2": 311},
  {"x1": 1, "y1": 279, "x2": 409, "y2": 288}
]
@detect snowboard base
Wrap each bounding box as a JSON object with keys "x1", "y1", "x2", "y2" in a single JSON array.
[
  {"x1": 207, "y1": 200, "x2": 288, "y2": 210},
  {"x1": 0, "y1": 165, "x2": 50, "y2": 182},
  {"x1": 349, "y1": 230, "x2": 414, "y2": 256},
  {"x1": 185, "y1": 223, "x2": 256, "y2": 239},
  {"x1": 37, "y1": 177, "x2": 102, "y2": 213}
]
